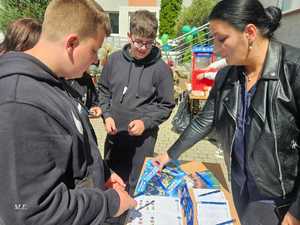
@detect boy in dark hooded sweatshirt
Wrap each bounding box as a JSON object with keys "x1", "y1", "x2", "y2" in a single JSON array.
[
  {"x1": 0, "y1": 1, "x2": 136, "y2": 225},
  {"x1": 98, "y1": 10, "x2": 175, "y2": 194}
]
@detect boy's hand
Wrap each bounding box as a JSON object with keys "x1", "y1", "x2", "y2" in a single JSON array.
[
  {"x1": 128, "y1": 120, "x2": 145, "y2": 136},
  {"x1": 105, "y1": 173, "x2": 126, "y2": 190},
  {"x1": 152, "y1": 152, "x2": 171, "y2": 170},
  {"x1": 89, "y1": 106, "x2": 102, "y2": 118},
  {"x1": 105, "y1": 117, "x2": 117, "y2": 135},
  {"x1": 113, "y1": 189, "x2": 137, "y2": 217},
  {"x1": 282, "y1": 212, "x2": 300, "y2": 225}
]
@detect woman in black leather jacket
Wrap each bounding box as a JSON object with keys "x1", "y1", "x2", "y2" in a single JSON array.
[{"x1": 155, "y1": 0, "x2": 300, "y2": 224}]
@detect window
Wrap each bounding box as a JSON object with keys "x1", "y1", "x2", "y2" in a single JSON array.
[
  {"x1": 108, "y1": 12, "x2": 119, "y2": 34},
  {"x1": 278, "y1": 0, "x2": 300, "y2": 12}
]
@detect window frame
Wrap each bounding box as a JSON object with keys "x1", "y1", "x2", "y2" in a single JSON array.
[
  {"x1": 278, "y1": 0, "x2": 300, "y2": 14},
  {"x1": 108, "y1": 11, "x2": 119, "y2": 34}
]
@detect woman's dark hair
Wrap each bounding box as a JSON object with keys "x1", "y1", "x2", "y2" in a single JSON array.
[
  {"x1": 209, "y1": 0, "x2": 282, "y2": 38},
  {"x1": 0, "y1": 18, "x2": 42, "y2": 54}
]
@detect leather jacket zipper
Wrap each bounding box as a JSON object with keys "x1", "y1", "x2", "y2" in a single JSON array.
[
  {"x1": 273, "y1": 121, "x2": 286, "y2": 198},
  {"x1": 224, "y1": 103, "x2": 237, "y2": 172},
  {"x1": 270, "y1": 85, "x2": 286, "y2": 198}
]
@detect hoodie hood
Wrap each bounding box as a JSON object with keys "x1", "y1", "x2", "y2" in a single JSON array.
[
  {"x1": 122, "y1": 43, "x2": 161, "y2": 66},
  {"x1": 119, "y1": 44, "x2": 162, "y2": 106},
  {"x1": 0, "y1": 51, "x2": 62, "y2": 86}
]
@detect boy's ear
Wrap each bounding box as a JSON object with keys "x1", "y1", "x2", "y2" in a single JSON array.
[{"x1": 64, "y1": 34, "x2": 80, "y2": 62}]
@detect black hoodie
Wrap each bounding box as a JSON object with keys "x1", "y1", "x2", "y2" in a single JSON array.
[
  {"x1": 0, "y1": 52, "x2": 119, "y2": 225},
  {"x1": 98, "y1": 44, "x2": 175, "y2": 131}
]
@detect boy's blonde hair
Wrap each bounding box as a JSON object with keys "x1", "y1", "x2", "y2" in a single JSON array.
[{"x1": 42, "y1": 0, "x2": 111, "y2": 41}]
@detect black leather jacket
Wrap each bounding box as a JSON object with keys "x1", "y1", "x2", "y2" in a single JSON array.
[{"x1": 168, "y1": 40, "x2": 300, "y2": 218}]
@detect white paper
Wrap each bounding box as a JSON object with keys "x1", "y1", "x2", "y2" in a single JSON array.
[
  {"x1": 193, "y1": 189, "x2": 233, "y2": 225},
  {"x1": 197, "y1": 202, "x2": 233, "y2": 225},
  {"x1": 126, "y1": 195, "x2": 183, "y2": 225},
  {"x1": 193, "y1": 188, "x2": 227, "y2": 202}
]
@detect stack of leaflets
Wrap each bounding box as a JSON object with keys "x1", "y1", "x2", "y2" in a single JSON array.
[{"x1": 134, "y1": 160, "x2": 186, "y2": 197}]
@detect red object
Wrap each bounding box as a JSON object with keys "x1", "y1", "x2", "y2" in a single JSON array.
[
  {"x1": 191, "y1": 68, "x2": 216, "y2": 90},
  {"x1": 191, "y1": 50, "x2": 216, "y2": 91}
]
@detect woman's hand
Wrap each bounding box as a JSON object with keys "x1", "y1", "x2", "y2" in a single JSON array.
[{"x1": 152, "y1": 152, "x2": 171, "y2": 170}]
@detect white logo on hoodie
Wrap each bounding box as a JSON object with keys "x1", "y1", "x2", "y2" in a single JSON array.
[{"x1": 72, "y1": 110, "x2": 83, "y2": 135}]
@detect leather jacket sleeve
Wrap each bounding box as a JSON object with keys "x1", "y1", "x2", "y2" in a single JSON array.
[
  {"x1": 288, "y1": 64, "x2": 300, "y2": 220},
  {"x1": 97, "y1": 57, "x2": 113, "y2": 120},
  {"x1": 167, "y1": 71, "x2": 223, "y2": 160}
]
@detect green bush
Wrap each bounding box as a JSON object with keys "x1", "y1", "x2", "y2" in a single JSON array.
[
  {"x1": 0, "y1": 0, "x2": 49, "y2": 31},
  {"x1": 175, "y1": 0, "x2": 216, "y2": 36},
  {"x1": 159, "y1": 0, "x2": 182, "y2": 39}
]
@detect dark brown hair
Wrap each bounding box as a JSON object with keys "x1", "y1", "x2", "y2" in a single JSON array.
[
  {"x1": 209, "y1": 0, "x2": 281, "y2": 38},
  {"x1": 130, "y1": 10, "x2": 158, "y2": 39},
  {"x1": 0, "y1": 18, "x2": 42, "y2": 54}
]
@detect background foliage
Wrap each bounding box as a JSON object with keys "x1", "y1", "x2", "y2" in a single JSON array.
[
  {"x1": 159, "y1": 0, "x2": 183, "y2": 38},
  {"x1": 0, "y1": 0, "x2": 49, "y2": 32},
  {"x1": 175, "y1": 0, "x2": 216, "y2": 35}
]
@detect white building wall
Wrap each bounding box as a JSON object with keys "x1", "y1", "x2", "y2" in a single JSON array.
[
  {"x1": 95, "y1": 0, "x2": 159, "y2": 37},
  {"x1": 95, "y1": 0, "x2": 128, "y2": 11},
  {"x1": 260, "y1": 0, "x2": 300, "y2": 48}
]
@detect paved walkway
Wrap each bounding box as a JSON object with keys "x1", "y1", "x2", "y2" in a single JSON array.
[{"x1": 90, "y1": 106, "x2": 228, "y2": 183}]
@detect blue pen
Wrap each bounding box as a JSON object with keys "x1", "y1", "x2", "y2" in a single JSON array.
[
  {"x1": 215, "y1": 219, "x2": 235, "y2": 225},
  {"x1": 198, "y1": 189, "x2": 220, "y2": 197},
  {"x1": 200, "y1": 201, "x2": 227, "y2": 205},
  {"x1": 136, "y1": 200, "x2": 155, "y2": 211}
]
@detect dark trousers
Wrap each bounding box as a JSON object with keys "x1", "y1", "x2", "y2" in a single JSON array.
[
  {"x1": 104, "y1": 129, "x2": 158, "y2": 195},
  {"x1": 231, "y1": 179, "x2": 291, "y2": 225}
]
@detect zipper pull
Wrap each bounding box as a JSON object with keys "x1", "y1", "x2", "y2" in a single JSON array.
[{"x1": 120, "y1": 86, "x2": 128, "y2": 103}]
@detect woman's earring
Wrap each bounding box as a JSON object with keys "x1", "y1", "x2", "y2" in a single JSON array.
[{"x1": 249, "y1": 42, "x2": 253, "y2": 50}]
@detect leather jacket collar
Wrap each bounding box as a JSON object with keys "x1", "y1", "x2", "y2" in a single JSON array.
[{"x1": 261, "y1": 40, "x2": 281, "y2": 81}]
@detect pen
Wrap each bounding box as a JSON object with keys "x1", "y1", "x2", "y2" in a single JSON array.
[
  {"x1": 200, "y1": 201, "x2": 227, "y2": 205},
  {"x1": 136, "y1": 200, "x2": 155, "y2": 211},
  {"x1": 198, "y1": 189, "x2": 220, "y2": 197},
  {"x1": 215, "y1": 219, "x2": 236, "y2": 225}
]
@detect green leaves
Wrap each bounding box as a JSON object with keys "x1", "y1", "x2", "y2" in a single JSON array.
[
  {"x1": 159, "y1": 0, "x2": 183, "y2": 39},
  {"x1": 0, "y1": 0, "x2": 49, "y2": 31},
  {"x1": 175, "y1": 0, "x2": 216, "y2": 35}
]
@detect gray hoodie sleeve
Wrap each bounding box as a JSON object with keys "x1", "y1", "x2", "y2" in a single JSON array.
[
  {"x1": 0, "y1": 103, "x2": 119, "y2": 225},
  {"x1": 141, "y1": 62, "x2": 175, "y2": 130},
  {"x1": 98, "y1": 59, "x2": 113, "y2": 120}
]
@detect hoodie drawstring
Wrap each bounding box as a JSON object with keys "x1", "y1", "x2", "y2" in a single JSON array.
[
  {"x1": 120, "y1": 62, "x2": 133, "y2": 103},
  {"x1": 136, "y1": 65, "x2": 145, "y2": 99},
  {"x1": 120, "y1": 61, "x2": 145, "y2": 103}
]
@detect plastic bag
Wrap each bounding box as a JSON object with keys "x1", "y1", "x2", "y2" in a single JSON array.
[{"x1": 172, "y1": 91, "x2": 191, "y2": 134}]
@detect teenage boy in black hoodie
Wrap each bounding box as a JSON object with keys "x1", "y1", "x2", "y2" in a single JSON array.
[
  {"x1": 0, "y1": 1, "x2": 136, "y2": 225},
  {"x1": 98, "y1": 10, "x2": 175, "y2": 194}
]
